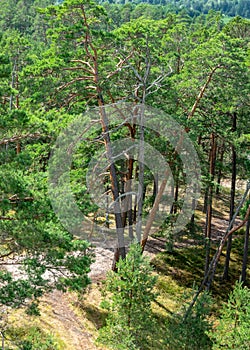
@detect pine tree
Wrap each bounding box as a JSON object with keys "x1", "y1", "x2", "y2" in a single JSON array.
[{"x1": 98, "y1": 243, "x2": 157, "y2": 350}]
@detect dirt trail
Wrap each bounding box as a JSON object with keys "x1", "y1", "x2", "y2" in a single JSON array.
[{"x1": 40, "y1": 290, "x2": 101, "y2": 350}]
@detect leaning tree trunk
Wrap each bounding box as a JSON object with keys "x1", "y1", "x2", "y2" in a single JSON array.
[
  {"x1": 223, "y1": 112, "x2": 237, "y2": 280},
  {"x1": 241, "y1": 215, "x2": 250, "y2": 284},
  {"x1": 184, "y1": 184, "x2": 250, "y2": 321}
]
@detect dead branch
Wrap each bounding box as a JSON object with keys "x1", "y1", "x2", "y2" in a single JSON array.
[{"x1": 0, "y1": 133, "x2": 44, "y2": 146}]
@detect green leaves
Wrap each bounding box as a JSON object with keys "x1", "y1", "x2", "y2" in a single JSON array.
[
  {"x1": 165, "y1": 290, "x2": 212, "y2": 350},
  {"x1": 98, "y1": 243, "x2": 157, "y2": 349},
  {"x1": 210, "y1": 281, "x2": 250, "y2": 349}
]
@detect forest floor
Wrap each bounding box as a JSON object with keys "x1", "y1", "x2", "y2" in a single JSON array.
[{"x1": 4, "y1": 180, "x2": 249, "y2": 349}]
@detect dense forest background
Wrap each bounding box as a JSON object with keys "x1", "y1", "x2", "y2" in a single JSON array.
[
  {"x1": 98, "y1": 0, "x2": 250, "y2": 19},
  {"x1": 0, "y1": 0, "x2": 250, "y2": 349}
]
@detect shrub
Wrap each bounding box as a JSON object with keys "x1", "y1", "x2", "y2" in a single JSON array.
[
  {"x1": 210, "y1": 281, "x2": 250, "y2": 350},
  {"x1": 97, "y1": 243, "x2": 157, "y2": 350},
  {"x1": 165, "y1": 290, "x2": 213, "y2": 350}
]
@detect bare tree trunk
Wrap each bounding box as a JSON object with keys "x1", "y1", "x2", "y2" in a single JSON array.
[
  {"x1": 204, "y1": 133, "x2": 217, "y2": 275},
  {"x1": 170, "y1": 164, "x2": 180, "y2": 215},
  {"x1": 241, "y1": 216, "x2": 250, "y2": 284},
  {"x1": 105, "y1": 186, "x2": 110, "y2": 228},
  {"x1": 190, "y1": 182, "x2": 198, "y2": 226},
  {"x1": 223, "y1": 112, "x2": 237, "y2": 280}
]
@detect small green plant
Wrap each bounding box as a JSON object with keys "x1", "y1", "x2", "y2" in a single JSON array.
[
  {"x1": 5, "y1": 325, "x2": 60, "y2": 350},
  {"x1": 165, "y1": 289, "x2": 213, "y2": 350},
  {"x1": 209, "y1": 281, "x2": 250, "y2": 350},
  {"x1": 97, "y1": 243, "x2": 157, "y2": 350}
]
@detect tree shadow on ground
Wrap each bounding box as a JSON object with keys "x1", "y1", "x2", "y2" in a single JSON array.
[{"x1": 81, "y1": 303, "x2": 108, "y2": 330}]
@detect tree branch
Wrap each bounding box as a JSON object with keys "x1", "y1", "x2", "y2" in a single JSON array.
[{"x1": 188, "y1": 65, "x2": 222, "y2": 119}]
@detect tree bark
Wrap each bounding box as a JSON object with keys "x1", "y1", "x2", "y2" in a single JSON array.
[
  {"x1": 170, "y1": 164, "x2": 180, "y2": 215},
  {"x1": 215, "y1": 142, "x2": 225, "y2": 195},
  {"x1": 80, "y1": 4, "x2": 126, "y2": 269},
  {"x1": 241, "y1": 216, "x2": 250, "y2": 284},
  {"x1": 223, "y1": 112, "x2": 237, "y2": 280},
  {"x1": 190, "y1": 182, "x2": 198, "y2": 226}
]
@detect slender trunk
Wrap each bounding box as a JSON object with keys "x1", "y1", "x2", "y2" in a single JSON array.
[
  {"x1": 105, "y1": 186, "x2": 110, "y2": 228},
  {"x1": 173, "y1": 172, "x2": 179, "y2": 214},
  {"x1": 203, "y1": 149, "x2": 211, "y2": 214},
  {"x1": 16, "y1": 142, "x2": 21, "y2": 154},
  {"x1": 122, "y1": 158, "x2": 134, "y2": 239},
  {"x1": 122, "y1": 122, "x2": 136, "y2": 240},
  {"x1": 204, "y1": 133, "x2": 217, "y2": 275},
  {"x1": 169, "y1": 180, "x2": 175, "y2": 214},
  {"x1": 190, "y1": 182, "x2": 197, "y2": 225},
  {"x1": 215, "y1": 142, "x2": 225, "y2": 195},
  {"x1": 136, "y1": 105, "x2": 145, "y2": 243},
  {"x1": 241, "y1": 216, "x2": 250, "y2": 284},
  {"x1": 197, "y1": 134, "x2": 202, "y2": 146},
  {"x1": 223, "y1": 112, "x2": 237, "y2": 280},
  {"x1": 121, "y1": 177, "x2": 126, "y2": 227},
  {"x1": 203, "y1": 188, "x2": 209, "y2": 214},
  {"x1": 170, "y1": 161, "x2": 179, "y2": 214},
  {"x1": 153, "y1": 173, "x2": 158, "y2": 200},
  {"x1": 188, "y1": 65, "x2": 222, "y2": 119}
]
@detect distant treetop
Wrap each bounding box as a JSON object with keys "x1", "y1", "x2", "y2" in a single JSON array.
[{"x1": 98, "y1": 0, "x2": 250, "y2": 19}]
